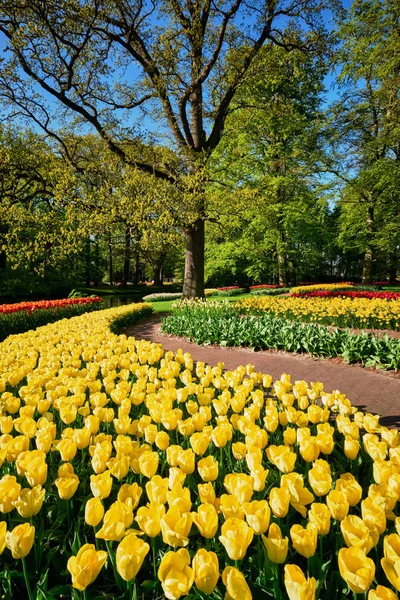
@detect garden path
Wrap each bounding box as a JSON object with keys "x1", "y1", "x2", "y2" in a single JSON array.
[{"x1": 126, "y1": 313, "x2": 400, "y2": 427}]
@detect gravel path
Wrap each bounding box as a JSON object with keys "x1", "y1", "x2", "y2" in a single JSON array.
[{"x1": 125, "y1": 313, "x2": 400, "y2": 427}]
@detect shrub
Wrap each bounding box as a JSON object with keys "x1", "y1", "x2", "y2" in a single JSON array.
[
  {"x1": 250, "y1": 287, "x2": 290, "y2": 296},
  {"x1": 212, "y1": 287, "x2": 247, "y2": 297},
  {"x1": 142, "y1": 292, "x2": 183, "y2": 302}
]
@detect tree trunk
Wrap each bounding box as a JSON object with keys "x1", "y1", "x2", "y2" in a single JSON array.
[
  {"x1": 362, "y1": 205, "x2": 375, "y2": 284},
  {"x1": 108, "y1": 232, "x2": 113, "y2": 285},
  {"x1": 277, "y1": 248, "x2": 287, "y2": 286},
  {"x1": 122, "y1": 226, "x2": 131, "y2": 286},
  {"x1": 183, "y1": 218, "x2": 205, "y2": 298},
  {"x1": 389, "y1": 250, "x2": 397, "y2": 283},
  {"x1": 0, "y1": 223, "x2": 7, "y2": 274},
  {"x1": 153, "y1": 263, "x2": 164, "y2": 286},
  {"x1": 85, "y1": 238, "x2": 91, "y2": 286}
]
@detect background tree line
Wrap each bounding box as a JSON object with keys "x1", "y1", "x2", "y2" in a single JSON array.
[{"x1": 0, "y1": 0, "x2": 399, "y2": 298}]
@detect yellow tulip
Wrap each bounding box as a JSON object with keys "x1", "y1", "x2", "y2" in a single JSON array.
[
  {"x1": 67, "y1": 544, "x2": 107, "y2": 591},
  {"x1": 90, "y1": 470, "x2": 113, "y2": 499},
  {"x1": 167, "y1": 483, "x2": 192, "y2": 513},
  {"x1": 135, "y1": 502, "x2": 165, "y2": 537},
  {"x1": 383, "y1": 534, "x2": 400, "y2": 561},
  {"x1": 266, "y1": 445, "x2": 297, "y2": 473},
  {"x1": 196, "y1": 455, "x2": 218, "y2": 482},
  {"x1": 138, "y1": 450, "x2": 159, "y2": 478},
  {"x1": 381, "y1": 556, "x2": 400, "y2": 592},
  {"x1": 146, "y1": 475, "x2": 169, "y2": 504},
  {"x1": 14, "y1": 485, "x2": 45, "y2": 518},
  {"x1": 361, "y1": 497, "x2": 386, "y2": 535},
  {"x1": 269, "y1": 487, "x2": 290, "y2": 518},
  {"x1": 299, "y1": 437, "x2": 320, "y2": 462},
  {"x1": 290, "y1": 523, "x2": 318, "y2": 558},
  {"x1": 326, "y1": 490, "x2": 349, "y2": 521},
  {"x1": 85, "y1": 497, "x2": 104, "y2": 527},
  {"x1": 335, "y1": 474, "x2": 362, "y2": 506},
  {"x1": 176, "y1": 448, "x2": 195, "y2": 474},
  {"x1": 338, "y1": 547, "x2": 375, "y2": 593},
  {"x1": 5, "y1": 523, "x2": 35, "y2": 559},
  {"x1": 155, "y1": 431, "x2": 170, "y2": 450},
  {"x1": 308, "y1": 463, "x2": 332, "y2": 496},
  {"x1": 96, "y1": 500, "x2": 133, "y2": 541},
  {"x1": 224, "y1": 473, "x2": 254, "y2": 504},
  {"x1": 0, "y1": 475, "x2": 21, "y2": 513},
  {"x1": 368, "y1": 586, "x2": 398, "y2": 600},
  {"x1": 168, "y1": 467, "x2": 187, "y2": 490},
  {"x1": 198, "y1": 482, "x2": 216, "y2": 506},
  {"x1": 211, "y1": 423, "x2": 232, "y2": 448},
  {"x1": 117, "y1": 482, "x2": 143, "y2": 509},
  {"x1": 116, "y1": 532, "x2": 150, "y2": 581},
  {"x1": 158, "y1": 548, "x2": 194, "y2": 600},
  {"x1": 261, "y1": 523, "x2": 288, "y2": 563},
  {"x1": 193, "y1": 549, "x2": 219, "y2": 594},
  {"x1": 340, "y1": 515, "x2": 379, "y2": 554},
  {"x1": 222, "y1": 566, "x2": 252, "y2": 600},
  {"x1": 219, "y1": 517, "x2": 254, "y2": 560},
  {"x1": 284, "y1": 564, "x2": 316, "y2": 600},
  {"x1": 54, "y1": 473, "x2": 80, "y2": 500},
  {"x1": 281, "y1": 473, "x2": 315, "y2": 518},
  {"x1": 191, "y1": 503, "x2": 219, "y2": 539},
  {"x1": 219, "y1": 494, "x2": 244, "y2": 520},
  {"x1": 160, "y1": 505, "x2": 192, "y2": 548},
  {"x1": 243, "y1": 500, "x2": 270, "y2": 535},
  {"x1": 0, "y1": 521, "x2": 6, "y2": 555},
  {"x1": 308, "y1": 503, "x2": 331, "y2": 535}
]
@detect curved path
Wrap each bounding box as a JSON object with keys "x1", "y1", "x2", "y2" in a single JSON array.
[{"x1": 126, "y1": 313, "x2": 400, "y2": 427}]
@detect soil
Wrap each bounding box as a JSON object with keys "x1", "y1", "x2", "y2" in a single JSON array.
[{"x1": 125, "y1": 313, "x2": 400, "y2": 427}]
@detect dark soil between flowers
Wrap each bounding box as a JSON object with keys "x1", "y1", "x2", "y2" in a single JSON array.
[{"x1": 125, "y1": 313, "x2": 400, "y2": 426}]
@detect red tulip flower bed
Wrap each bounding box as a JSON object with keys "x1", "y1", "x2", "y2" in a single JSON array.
[
  {"x1": 292, "y1": 290, "x2": 400, "y2": 300},
  {"x1": 249, "y1": 284, "x2": 285, "y2": 290},
  {"x1": 0, "y1": 296, "x2": 102, "y2": 315},
  {"x1": 0, "y1": 296, "x2": 104, "y2": 341}
]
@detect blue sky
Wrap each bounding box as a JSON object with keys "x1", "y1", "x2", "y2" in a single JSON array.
[{"x1": 0, "y1": 0, "x2": 354, "y2": 142}]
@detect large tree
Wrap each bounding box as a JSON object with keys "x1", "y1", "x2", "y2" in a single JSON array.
[
  {"x1": 0, "y1": 0, "x2": 331, "y2": 297},
  {"x1": 324, "y1": 0, "x2": 400, "y2": 283}
]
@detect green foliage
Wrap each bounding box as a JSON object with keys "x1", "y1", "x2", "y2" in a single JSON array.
[{"x1": 162, "y1": 301, "x2": 400, "y2": 369}]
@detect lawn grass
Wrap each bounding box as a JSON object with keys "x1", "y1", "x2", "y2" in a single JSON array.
[{"x1": 150, "y1": 294, "x2": 251, "y2": 313}]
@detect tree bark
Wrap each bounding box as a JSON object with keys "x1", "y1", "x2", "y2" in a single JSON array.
[
  {"x1": 362, "y1": 205, "x2": 375, "y2": 284},
  {"x1": 389, "y1": 250, "x2": 398, "y2": 283},
  {"x1": 108, "y1": 232, "x2": 113, "y2": 285},
  {"x1": 183, "y1": 218, "x2": 205, "y2": 298},
  {"x1": 153, "y1": 262, "x2": 164, "y2": 286},
  {"x1": 122, "y1": 226, "x2": 131, "y2": 286},
  {"x1": 85, "y1": 238, "x2": 91, "y2": 286}
]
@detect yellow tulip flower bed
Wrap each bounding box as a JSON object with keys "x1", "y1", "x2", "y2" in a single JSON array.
[
  {"x1": 290, "y1": 284, "x2": 354, "y2": 295},
  {"x1": 238, "y1": 295, "x2": 400, "y2": 330},
  {"x1": 1, "y1": 304, "x2": 400, "y2": 600}
]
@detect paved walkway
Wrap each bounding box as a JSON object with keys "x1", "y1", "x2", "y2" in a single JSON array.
[{"x1": 126, "y1": 314, "x2": 400, "y2": 427}]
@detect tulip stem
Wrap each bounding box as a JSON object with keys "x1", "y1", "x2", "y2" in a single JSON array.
[
  {"x1": 151, "y1": 538, "x2": 158, "y2": 582},
  {"x1": 105, "y1": 540, "x2": 124, "y2": 592},
  {"x1": 22, "y1": 558, "x2": 34, "y2": 600}
]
